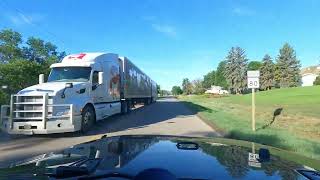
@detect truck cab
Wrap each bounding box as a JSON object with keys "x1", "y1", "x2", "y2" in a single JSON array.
[{"x1": 0, "y1": 53, "x2": 122, "y2": 134}]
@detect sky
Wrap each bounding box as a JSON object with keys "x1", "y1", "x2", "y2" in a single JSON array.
[{"x1": 1, "y1": 0, "x2": 320, "y2": 90}]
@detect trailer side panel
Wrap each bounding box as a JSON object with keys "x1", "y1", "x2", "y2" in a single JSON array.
[{"x1": 120, "y1": 57, "x2": 152, "y2": 99}]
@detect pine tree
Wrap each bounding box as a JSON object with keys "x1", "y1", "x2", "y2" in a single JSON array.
[
  {"x1": 260, "y1": 54, "x2": 274, "y2": 90},
  {"x1": 275, "y1": 43, "x2": 301, "y2": 88},
  {"x1": 224, "y1": 47, "x2": 248, "y2": 94}
]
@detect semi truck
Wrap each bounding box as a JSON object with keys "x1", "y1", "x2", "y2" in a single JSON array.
[{"x1": 0, "y1": 52, "x2": 157, "y2": 135}]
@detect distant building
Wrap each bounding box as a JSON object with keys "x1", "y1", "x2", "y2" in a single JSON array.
[
  {"x1": 205, "y1": 86, "x2": 229, "y2": 95},
  {"x1": 300, "y1": 65, "x2": 320, "y2": 86}
]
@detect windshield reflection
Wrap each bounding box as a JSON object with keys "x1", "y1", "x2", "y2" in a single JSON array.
[{"x1": 0, "y1": 136, "x2": 305, "y2": 179}]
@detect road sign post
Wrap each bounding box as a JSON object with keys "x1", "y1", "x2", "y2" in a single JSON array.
[
  {"x1": 252, "y1": 88, "x2": 255, "y2": 131},
  {"x1": 247, "y1": 71, "x2": 260, "y2": 132}
]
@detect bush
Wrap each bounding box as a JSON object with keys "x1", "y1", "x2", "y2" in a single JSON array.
[{"x1": 314, "y1": 76, "x2": 320, "y2": 85}]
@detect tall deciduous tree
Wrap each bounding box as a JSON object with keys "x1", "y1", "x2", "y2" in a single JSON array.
[
  {"x1": 275, "y1": 43, "x2": 301, "y2": 87},
  {"x1": 0, "y1": 28, "x2": 66, "y2": 105},
  {"x1": 23, "y1": 37, "x2": 61, "y2": 63},
  {"x1": 0, "y1": 59, "x2": 45, "y2": 95},
  {"x1": 192, "y1": 79, "x2": 205, "y2": 94},
  {"x1": 171, "y1": 86, "x2": 183, "y2": 95},
  {"x1": 202, "y1": 70, "x2": 215, "y2": 89},
  {"x1": 224, "y1": 47, "x2": 248, "y2": 94},
  {"x1": 260, "y1": 54, "x2": 275, "y2": 90},
  {"x1": 182, "y1": 78, "x2": 193, "y2": 95},
  {"x1": 0, "y1": 29, "x2": 22, "y2": 62},
  {"x1": 215, "y1": 61, "x2": 229, "y2": 89}
]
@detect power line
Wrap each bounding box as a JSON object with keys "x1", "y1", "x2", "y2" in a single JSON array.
[{"x1": 1, "y1": 0, "x2": 67, "y2": 49}]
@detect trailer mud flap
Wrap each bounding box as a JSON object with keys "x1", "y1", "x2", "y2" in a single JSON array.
[{"x1": 0, "y1": 105, "x2": 10, "y2": 131}]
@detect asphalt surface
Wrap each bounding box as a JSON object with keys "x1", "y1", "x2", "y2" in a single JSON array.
[{"x1": 0, "y1": 97, "x2": 219, "y2": 167}]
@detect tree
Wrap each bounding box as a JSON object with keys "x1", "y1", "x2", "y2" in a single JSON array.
[
  {"x1": 0, "y1": 59, "x2": 45, "y2": 95},
  {"x1": 0, "y1": 90, "x2": 8, "y2": 105},
  {"x1": 23, "y1": 37, "x2": 61, "y2": 63},
  {"x1": 171, "y1": 86, "x2": 183, "y2": 95},
  {"x1": 260, "y1": 54, "x2": 275, "y2": 90},
  {"x1": 0, "y1": 28, "x2": 65, "y2": 104},
  {"x1": 202, "y1": 70, "x2": 215, "y2": 89},
  {"x1": 224, "y1": 47, "x2": 248, "y2": 94},
  {"x1": 0, "y1": 29, "x2": 22, "y2": 62},
  {"x1": 156, "y1": 84, "x2": 161, "y2": 94},
  {"x1": 215, "y1": 61, "x2": 229, "y2": 89},
  {"x1": 182, "y1": 78, "x2": 193, "y2": 95},
  {"x1": 159, "y1": 89, "x2": 171, "y2": 96},
  {"x1": 275, "y1": 43, "x2": 301, "y2": 88},
  {"x1": 248, "y1": 61, "x2": 262, "y2": 70},
  {"x1": 314, "y1": 76, "x2": 320, "y2": 85},
  {"x1": 192, "y1": 79, "x2": 205, "y2": 94}
]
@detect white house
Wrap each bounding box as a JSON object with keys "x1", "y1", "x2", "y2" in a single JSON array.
[
  {"x1": 301, "y1": 65, "x2": 320, "y2": 86},
  {"x1": 205, "y1": 85, "x2": 229, "y2": 95}
]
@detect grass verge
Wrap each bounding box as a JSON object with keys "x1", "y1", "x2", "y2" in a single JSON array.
[{"x1": 179, "y1": 86, "x2": 320, "y2": 160}]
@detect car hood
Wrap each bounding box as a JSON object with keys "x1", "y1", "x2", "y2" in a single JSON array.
[
  {"x1": 0, "y1": 135, "x2": 319, "y2": 179},
  {"x1": 17, "y1": 82, "x2": 87, "y2": 96}
]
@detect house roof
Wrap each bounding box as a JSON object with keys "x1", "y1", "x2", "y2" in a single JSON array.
[{"x1": 300, "y1": 65, "x2": 320, "y2": 75}]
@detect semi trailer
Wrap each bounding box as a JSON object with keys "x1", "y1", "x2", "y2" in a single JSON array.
[{"x1": 0, "y1": 53, "x2": 157, "y2": 135}]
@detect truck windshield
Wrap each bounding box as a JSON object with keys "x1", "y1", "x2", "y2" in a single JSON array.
[{"x1": 48, "y1": 67, "x2": 91, "y2": 82}]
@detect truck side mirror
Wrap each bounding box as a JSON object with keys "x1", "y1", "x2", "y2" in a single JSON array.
[
  {"x1": 61, "y1": 83, "x2": 73, "y2": 98},
  {"x1": 39, "y1": 74, "x2": 44, "y2": 84},
  {"x1": 98, "y1": 72, "x2": 104, "y2": 85}
]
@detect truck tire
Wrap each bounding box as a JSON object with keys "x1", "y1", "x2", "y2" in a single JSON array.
[{"x1": 81, "y1": 106, "x2": 95, "y2": 133}]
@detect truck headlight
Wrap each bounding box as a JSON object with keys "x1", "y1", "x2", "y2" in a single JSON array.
[{"x1": 55, "y1": 109, "x2": 70, "y2": 116}]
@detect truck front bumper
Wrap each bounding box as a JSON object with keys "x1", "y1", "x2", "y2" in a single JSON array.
[{"x1": 6, "y1": 115, "x2": 82, "y2": 135}]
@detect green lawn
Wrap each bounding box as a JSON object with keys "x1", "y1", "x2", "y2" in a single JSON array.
[{"x1": 179, "y1": 86, "x2": 320, "y2": 160}]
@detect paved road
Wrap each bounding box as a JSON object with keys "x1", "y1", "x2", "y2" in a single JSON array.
[{"x1": 0, "y1": 97, "x2": 219, "y2": 167}]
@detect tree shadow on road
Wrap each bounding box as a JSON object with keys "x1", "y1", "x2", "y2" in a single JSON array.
[
  {"x1": 84, "y1": 99, "x2": 203, "y2": 136},
  {"x1": 182, "y1": 101, "x2": 217, "y2": 114}
]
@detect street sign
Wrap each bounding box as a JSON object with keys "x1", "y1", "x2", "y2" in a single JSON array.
[
  {"x1": 248, "y1": 152, "x2": 259, "y2": 161},
  {"x1": 248, "y1": 77, "x2": 259, "y2": 88},
  {"x1": 248, "y1": 161, "x2": 261, "y2": 168},
  {"x1": 248, "y1": 152, "x2": 261, "y2": 168},
  {"x1": 247, "y1": 71, "x2": 260, "y2": 131},
  {"x1": 247, "y1": 71, "x2": 260, "y2": 89},
  {"x1": 247, "y1": 71, "x2": 260, "y2": 78}
]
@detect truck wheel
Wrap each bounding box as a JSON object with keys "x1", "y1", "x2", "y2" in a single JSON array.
[{"x1": 81, "y1": 106, "x2": 95, "y2": 133}]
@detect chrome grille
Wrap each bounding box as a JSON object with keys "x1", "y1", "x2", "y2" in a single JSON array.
[{"x1": 12, "y1": 95, "x2": 52, "y2": 122}]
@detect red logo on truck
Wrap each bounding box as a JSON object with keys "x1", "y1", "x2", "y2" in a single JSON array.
[{"x1": 68, "y1": 53, "x2": 86, "y2": 60}]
